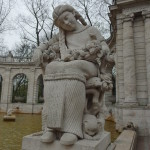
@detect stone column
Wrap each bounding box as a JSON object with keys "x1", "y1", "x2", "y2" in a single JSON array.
[
  {"x1": 26, "y1": 68, "x2": 35, "y2": 104},
  {"x1": 1, "y1": 67, "x2": 11, "y2": 111},
  {"x1": 116, "y1": 16, "x2": 124, "y2": 105},
  {"x1": 123, "y1": 15, "x2": 137, "y2": 105},
  {"x1": 143, "y1": 11, "x2": 150, "y2": 106}
]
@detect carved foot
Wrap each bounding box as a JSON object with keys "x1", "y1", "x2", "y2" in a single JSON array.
[
  {"x1": 60, "y1": 133, "x2": 78, "y2": 145},
  {"x1": 41, "y1": 131, "x2": 56, "y2": 143}
]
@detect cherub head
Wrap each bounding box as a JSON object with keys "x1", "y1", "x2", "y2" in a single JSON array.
[{"x1": 83, "y1": 114, "x2": 102, "y2": 136}]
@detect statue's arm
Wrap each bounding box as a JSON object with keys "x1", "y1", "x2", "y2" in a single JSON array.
[
  {"x1": 32, "y1": 34, "x2": 59, "y2": 67},
  {"x1": 32, "y1": 42, "x2": 49, "y2": 66}
]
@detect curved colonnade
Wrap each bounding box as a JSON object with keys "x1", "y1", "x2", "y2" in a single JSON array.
[{"x1": 0, "y1": 61, "x2": 43, "y2": 113}]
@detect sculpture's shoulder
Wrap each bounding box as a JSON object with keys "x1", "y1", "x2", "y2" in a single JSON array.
[
  {"x1": 86, "y1": 26, "x2": 105, "y2": 42},
  {"x1": 86, "y1": 26, "x2": 98, "y2": 33}
]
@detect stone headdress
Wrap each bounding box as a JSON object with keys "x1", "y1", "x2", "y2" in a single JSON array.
[
  {"x1": 53, "y1": 4, "x2": 87, "y2": 27},
  {"x1": 52, "y1": 5, "x2": 88, "y2": 60}
]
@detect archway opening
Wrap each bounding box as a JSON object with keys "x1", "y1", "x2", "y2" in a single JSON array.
[{"x1": 12, "y1": 73, "x2": 28, "y2": 103}]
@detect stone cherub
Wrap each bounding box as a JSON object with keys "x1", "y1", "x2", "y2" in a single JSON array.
[
  {"x1": 33, "y1": 4, "x2": 113, "y2": 146},
  {"x1": 83, "y1": 114, "x2": 103, "y2": 140},
  {"x1": 7, "y1": 108, "x2": 15, "y2": 116}
]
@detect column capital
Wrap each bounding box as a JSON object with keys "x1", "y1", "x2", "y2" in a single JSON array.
[
  {"x1": 142, "y1": 10, "x2": 150, "y2": 19},
  {"x1": 123, "y1": 13, "x2": 134, "y2": 23},
  {"x1": 30, "y1": 67, "x2": 35, "y2": 72},
  {"x1": 5, "y1": 67, "x2": 11, "y2": 72}
]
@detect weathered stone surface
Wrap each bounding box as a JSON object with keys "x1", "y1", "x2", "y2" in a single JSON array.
[
  {"x1": 137, "y1": 136, "x2": 150, "y2": 150},
  {"x1": 109, "y1": 0, "x2": 150, "y2": 136},
  {"x1": 30, "y1": 4, "x2": 114, "y2": 147},
  {"x1": 0, "y1": 61, "x2": 43, "y2": 113},
  {"x1": 114, "y1": 130, "x2": 137, "y2": 150},
  {"x1": 22, "y1": 132, "x2": 111, "y2": 150},
  {"x1": 3, "y1": 115, "x2": 16, "y2": 121}
]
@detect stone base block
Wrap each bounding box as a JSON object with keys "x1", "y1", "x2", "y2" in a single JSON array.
[
  {"x1": 114, "y1": 130, "x2": 137, "y2": 150},
  {"x1": 3, "y1": 115, "x2": 16, "y2": 121},
  {"x1": 22, "y1": 132, "x2": 111, "y2": 150}
]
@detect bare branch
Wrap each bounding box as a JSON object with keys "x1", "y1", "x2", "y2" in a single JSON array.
[
  {"x1": 18, "y1": 0, "x2": 53, "y2": 46},
  {"x1": 0, "y1": 0, "x2": 14, "y2": 33}
]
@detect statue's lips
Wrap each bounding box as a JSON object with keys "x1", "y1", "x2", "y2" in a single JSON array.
[{"x1": 45, "y1": 60, "x2": 98, "y2": 79}]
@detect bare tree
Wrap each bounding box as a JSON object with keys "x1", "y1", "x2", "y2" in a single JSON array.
[
  {"x1": 0, "y1": 0, "x2": 14, "y2": 34},
  {"x1": 18, "y1": 0, "x2": 54, "y2": 46},
  {"x1": 0, "y1": 38, "x2": 9, "y2": 56},
  {"x1": 12, "y1": 73, "x2": 28, "y2": 103},
  {"x1": 69, "y1": 0, "x2": 112, "y2": 38},
  {"x1": 12, "y1": 39, "x2": 35, "y2": 62}
]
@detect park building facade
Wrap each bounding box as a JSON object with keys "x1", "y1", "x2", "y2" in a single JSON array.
[
  {"x1": 0, "y1": 53, "x2": 44, "y2": 114},
  {"x1": 109, "y1": 0, "x2": 150, "y2": 136}
]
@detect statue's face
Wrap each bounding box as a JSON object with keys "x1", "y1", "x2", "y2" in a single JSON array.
[{"x1": 57, "y1": 11, "x2": 77, "y2": 31}]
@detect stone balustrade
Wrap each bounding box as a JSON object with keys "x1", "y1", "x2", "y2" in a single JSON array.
[{"x1": 113, "y1": 130, "x2": 137, "y2": 150}]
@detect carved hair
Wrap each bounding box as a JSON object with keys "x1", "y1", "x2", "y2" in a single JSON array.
[
  {"x1": 53, "y1": 5, "x2": 87, "y2": 59},
  {"x1": 53, "y1": 4, "x2": 87, "y2": 27},
  {"x1": 59, "y1": 28, "x2": 67, "y2": 59}
]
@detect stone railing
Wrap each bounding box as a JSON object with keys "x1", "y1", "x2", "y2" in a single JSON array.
[
  {"x1": 113, "y1": 130, "x2": 137, "y2": 150},
  {"x1": 107, "y1": 130, "x2": 137, "y2": 150},
  {"x1": 0, "y1": 56, "x2": 33, "y2": 63}
]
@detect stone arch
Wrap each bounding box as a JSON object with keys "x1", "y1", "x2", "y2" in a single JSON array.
[
  {"x1": 0, "y1": 74, "x2": 3, "y2": 102},
  {"x1": 12, "y1": 73, "x2": 28, "y2": 103},
  {"x1": 36, "y1": 74, "x2": 44, "y2": 103}
]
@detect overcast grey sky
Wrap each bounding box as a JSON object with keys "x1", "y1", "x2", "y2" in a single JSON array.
[
  {"x1": 2, "y1": 0, "x2": 67, "y2": 51},
  {"x1": 1, "y1": 0, "x2": 111, "y2": 52},
  {"x1": 2, "y1": 0, "x2": 28, "y2": 50}
]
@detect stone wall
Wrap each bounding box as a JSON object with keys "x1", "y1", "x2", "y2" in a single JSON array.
[
  {"x1": 109, "y1": 0, "x2": 150, "y2": 136},
  {"x1": 0, "y1": 61, "x2": 43, "y2": 113}
]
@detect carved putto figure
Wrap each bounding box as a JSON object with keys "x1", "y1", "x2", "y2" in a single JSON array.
[
  {"x1": 33, "y1": 4, "x2": 114, "y2": 146},
  {"x1": 7, "y1": 108, "x2": 14, "y2": 116}
]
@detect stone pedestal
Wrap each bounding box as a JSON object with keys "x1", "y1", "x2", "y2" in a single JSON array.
[
  {"x1": 22, "y1": 132, "x2": 111, "y2": 150},
  {"x1": 3, "y1": 115, "x2": 16, "y2": 121}
]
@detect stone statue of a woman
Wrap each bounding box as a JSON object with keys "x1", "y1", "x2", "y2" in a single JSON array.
[{"x1": 33, "y1": 4, "x2": 113, "y2": 146}]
